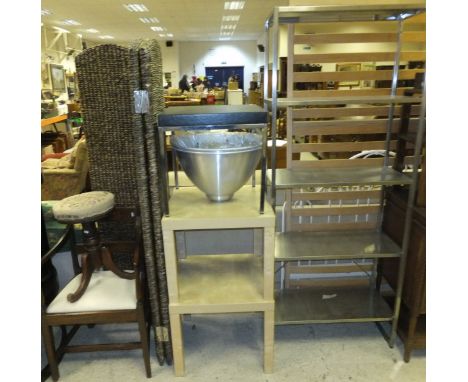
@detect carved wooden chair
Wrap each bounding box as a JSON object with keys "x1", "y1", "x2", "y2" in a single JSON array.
[{"x1": 41, "y1": 192, "x2": 151, "y2": 381}]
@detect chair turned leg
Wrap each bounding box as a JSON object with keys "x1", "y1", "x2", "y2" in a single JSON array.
[
  {"x1": 137, "y1": 304, "x2": 152, "y2": 378},
  {"x1": 42, "y1": 322, "x2": 60, "y2": 381}
]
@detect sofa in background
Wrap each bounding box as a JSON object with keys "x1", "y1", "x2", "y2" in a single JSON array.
[{"x1": 41, "y1": 137, "x2": 89, "y2": 201}]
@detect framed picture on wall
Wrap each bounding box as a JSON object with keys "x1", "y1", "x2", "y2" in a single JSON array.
[
  {"x1": 50, "y1": 64, "x2": 66, "y2": 93},
  {"x1": 41, "y1": 62, "x2": 51, "y2": 89},
  {"x1": 336, "y1": 63, "x2": 361, "y2": 87}
]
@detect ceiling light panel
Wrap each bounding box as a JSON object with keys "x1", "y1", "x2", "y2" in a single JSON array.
[
  {"x1": 150, "y1": 26, "x2": 164, "y2": 31},
  {"x1": 99, "y1": 35, "x2": 115, "y2": 39},
  {"x1": 62, "y1": 19, "x2": 81, "y2": 26},
  {"x1": 167, "y1": 33, "x2": 174, "y2": 37},
  {"x1": 224, "y1": 1, "x2": 245, "y2": 10},
  {"x1": 139, "y1": 17, "x2": 159, "y2": 23},
  {"x1": 221, "y1": 24, "x2": 237, "y2": 30},
  {"x1": 222, "y1": 15, "x2": 240, "y2": 21},
  {"x1": 41, "y1": 9, "x2": 51, "y2": 16},
  {"x1": 86, "y1": 29, "x2": 99, "y2": 33},
  {"x1": 123, "y1": 4, "x2": 148, "y2": 12}
]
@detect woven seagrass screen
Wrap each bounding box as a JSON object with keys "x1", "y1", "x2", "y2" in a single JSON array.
[{"x1": 75, "y1": 41, "x2": 171, "y2": 365}]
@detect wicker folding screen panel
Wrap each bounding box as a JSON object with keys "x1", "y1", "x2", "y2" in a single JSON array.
[
  {"x1": 75, "y1": 42, "x2": 171, "y2": 365},
  {"x1": 131, "y1": 39, "x2": 172, "y2": 364}
]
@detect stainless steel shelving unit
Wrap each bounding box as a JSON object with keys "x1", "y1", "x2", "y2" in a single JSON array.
[{"x1": 263, "y1": 3, "x2": 426, "y2": 348}]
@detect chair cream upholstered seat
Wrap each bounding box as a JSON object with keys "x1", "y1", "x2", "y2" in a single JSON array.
[
  {"x1": 52, "y1": 191, "x2": 115, "y2": 223},
  {"x1": 47, "y1": 271, "x2": 136, "y2": 314}
]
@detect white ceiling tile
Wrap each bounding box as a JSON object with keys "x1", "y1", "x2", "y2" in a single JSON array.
[{"x1": 41, "y1": 0, "x2": 288, "y2": 42}]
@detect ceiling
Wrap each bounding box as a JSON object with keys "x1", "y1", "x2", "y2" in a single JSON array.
[{"x1": 41, "y1": 0, "x2": 289, "y2": 43}]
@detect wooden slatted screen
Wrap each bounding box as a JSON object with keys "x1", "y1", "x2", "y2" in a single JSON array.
[
  {"x1": 279, "y1": 18, "x2": 425, "y2": 287},
  {"x1": 284, "y1": 19, "x2": 425, "y2": 168}
]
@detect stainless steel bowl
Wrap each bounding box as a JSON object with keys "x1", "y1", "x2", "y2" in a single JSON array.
[{"x1": 171, "y1": 132, "x2": 262, "y2": 202}]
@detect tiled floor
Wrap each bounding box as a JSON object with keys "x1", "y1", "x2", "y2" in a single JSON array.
[{"x1": 43, "y1": 313, "x2": 425, "y2": 382}]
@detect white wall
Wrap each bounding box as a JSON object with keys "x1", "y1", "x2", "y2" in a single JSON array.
[
  {"x1": 178, "y1": 41, "x2": 258, "y2": 91},
  {"x1": 159, "y1": 42, "x2": 180, "y2": 87}
]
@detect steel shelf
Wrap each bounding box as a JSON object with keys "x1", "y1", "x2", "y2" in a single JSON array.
[
  {"x1": 275, "y1": 287, "x2": 393, "y2": 325},
  {"x1": 264, "y1": 95, "x2": 422, "y2": 109},
  {"x1": 268, "y1": 167, "x2": 412, "y2": 189},
  {"x1": 275, "y1": 231, "x2": 401, "y2": 261}
]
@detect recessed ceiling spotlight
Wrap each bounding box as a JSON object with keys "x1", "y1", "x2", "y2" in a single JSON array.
[
  {"x1": 99, "y1": 35, "x2": 115, "y2": 39},
  {"x1": 41, "y1": 9, "x2": 52, "y2": 16},
  {"x1": 224, "y1": 1, "x2": 245, "y2": 10},
  {"x1": 150, "y1": 26, "x2": 164, "y2": 31},
  {"x1": 86, "y1": 29, "x2": 99, "y2": 33},
  {"x1": 222, "y1": 15, "x2": 240, "y2": 21},
  {"x1": 123, "y1": 4, "x2": 148, "y2": 12},
  {"x1": 139, "y1": 17, "x2": 159, "y2": 23},
  {"x1": 62, "y1": 19, "x2": 81, "y2": 26},
  {"x1": 220, "y1": 31, "x2": 234, "y2": 36}
]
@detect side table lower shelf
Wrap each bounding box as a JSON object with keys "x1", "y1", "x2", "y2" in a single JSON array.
[
  {"x1": 171, "y1": 254, "x2": 272, "y2": 314},
  {"x1": 168, "y1": 254, "x2": 275, "y2": 376}
]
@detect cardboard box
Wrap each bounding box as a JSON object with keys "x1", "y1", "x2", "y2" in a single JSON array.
[{"x1": 228, "y1": 81, "x2": 239, "y2": 90}]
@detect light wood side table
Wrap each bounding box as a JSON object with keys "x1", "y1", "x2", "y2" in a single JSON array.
[{"x1": 162, "y1": 185, "x2": 275, "y2": 376}]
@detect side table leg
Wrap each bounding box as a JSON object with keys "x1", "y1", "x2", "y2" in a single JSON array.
[
  {"x1": 263, "y1": 308, "x2": 274, "y2": 374},
  {"x1": 170, "y1": 312, "x2": 185, "y2": 377}
]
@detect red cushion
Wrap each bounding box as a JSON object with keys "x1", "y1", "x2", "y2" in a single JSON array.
[{"x1": 42, "y1": 153, "x2": 67, "y2": 162}]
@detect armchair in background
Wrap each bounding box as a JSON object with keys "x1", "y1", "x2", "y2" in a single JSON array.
[{"x1": 41, "y1": 137, "x2": 89, "y2": 201}]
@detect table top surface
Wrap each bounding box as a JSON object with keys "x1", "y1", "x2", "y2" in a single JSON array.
[
  {"x1": 41, "y1": 114, "x2": 68, "y2": 127},
  {"x1": 158, "y1": 105, "x2": 267, "y2": 128},
  {"x1": 162, "y1": 186, "x2": 274, "y2": 230}
]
